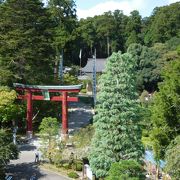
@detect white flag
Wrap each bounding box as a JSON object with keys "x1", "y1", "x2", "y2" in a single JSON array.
[{"x1": 79, "y1": 49, "x2": 82, "y2": 59}]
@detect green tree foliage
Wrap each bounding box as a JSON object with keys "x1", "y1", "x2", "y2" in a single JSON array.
[
  {"x1": 74, "y1": 2, "x2": 180, "y2": 59},
  {"x1": 127, "y1": 43, "x2": 159, "y2": 92},
  {"x1": 0, "y1": 129, "x2": 19, "y2": 177},
  {"x1": 89, "y1": 52, "x2": 144, "y2": 178},
  {"x1": 0, "y1": 86, "x2": 25, "y2": 126},
  {"x1": 139, "y1": 91, "x2": 153, "y2": 148},
  {"x1": 77, "y1": 17, "x2": 96, "y2": 49},
  {"x1": 73, "y1": 2, "x2": 180, "y2": 62},
  {"x1": 72, "y1": 125, "x2": 94, "y2": 148},
  {"x1": 165, "y1": 37, "x2": 180, "y2": 51},
  {"x1": 111, "y1": 10, "x2": 128, "y2": 52},
  {"x1": 165, "y1": 135, "x2": 180, "y2": 180},
  {"x1": 74, "y1": 10, "x2": 129, "y2": 59},
  {"x1": 69, "y1": 125, "x2": 94, "y2": 158},
  {"x1": 125, "y1": 10, "x2": 142, "y2": 47},
  {"x1": 0, "y1": 0, "x2": 55, "y2": 85},
  {"x1": 150, "y1": 59, "x2": 180, "y2": 160},
  {"x1": 105, "y1": 160, "x2": 145, "y2": 180},
  {"x1": 39, "y1": 116, "x2": 59, "y2": 140},
  {"x1": 47, "y1": 0, "x2": 77, "y2": 65},
  {"x1": 144, "y1": 2, "x2": 180, "y2": 45},
  {"x1": 127, "y1": 42, "x2": 180, "y2": 92},
  {"x1": 151, "y1": 43, "x2": 180, "y2": 85},
  {"x1": 0, "y1": 87, "x2": 16, "y2": 109},
  {"x1": 74, "y1": 17, "x2": 96, "y2": 65},
  {"x1": 1, "y1": 0, "x2": 179, "y2": 80},
  {"x1": 94, "y1": 12, "x2": 116, "y2": 57},
  {"x1": 63, "y1": 73, "x2": 79, "y2": 85},
  {"x1": 39, "y1": 117, "x2": 62, "y2": 163}
]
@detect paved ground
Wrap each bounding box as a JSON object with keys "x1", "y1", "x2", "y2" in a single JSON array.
[
  {"x1": 6, "y1": 100, "x2": 93, "y2": 180},
  {"x1": 68, "y1": 101, "x2": 94, "y2": 134},
  {"x1": 6, "y1": 144, "x2": 71, "y2": 180}
]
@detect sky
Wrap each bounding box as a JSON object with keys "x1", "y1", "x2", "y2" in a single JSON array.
[{"x1": 75, "y1": 0, "x2": 179, "y2": 19}]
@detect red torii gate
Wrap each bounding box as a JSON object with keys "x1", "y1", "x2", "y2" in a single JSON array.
[{"x1": 13, "y1": 83, "x2": 82, "y2": 138}]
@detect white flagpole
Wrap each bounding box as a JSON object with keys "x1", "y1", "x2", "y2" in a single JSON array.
[{"x1": 79, "y1": 49, "x2": 82, "y2": 76}]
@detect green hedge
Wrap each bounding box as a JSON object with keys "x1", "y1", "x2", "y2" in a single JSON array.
[{"x1": 67, "y1": 171, "x2": 79, "y2": 178}]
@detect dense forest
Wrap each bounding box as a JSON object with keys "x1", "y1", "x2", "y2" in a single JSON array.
[
  {"x1": 0, "y1": 0, "x2": 180, "y2": 179},
  {"x1": 0, "y1": 0, "x2": 180, "y2": 91}
]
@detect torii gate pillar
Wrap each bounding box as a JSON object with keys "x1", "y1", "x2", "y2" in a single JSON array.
[
  {"x1": 27, "y1": 90, "x2": 33, "y2": 138},
  {"x1": 62, "y1": 92, "x2": 68, "y2": 138}
]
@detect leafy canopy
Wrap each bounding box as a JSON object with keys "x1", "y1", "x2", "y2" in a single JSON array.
[
  {"x1": 0, "y1": 86, "x2": 25, "y2": 124},
  {"x1": 0, "y1": 129, "x2": 19, "y2": 177},
  {"x1": 150, "y1": 59, "x2": 180, "y2": 160},
  {"x1": 165, "y1": 135, "x2": 180, "y2": 180},
  {"x1": 39, "y1": 117, "x2": 61, "y2": 163},
  {"x1": 39, "y1": 117, "x2": 59, "y2": 137}
]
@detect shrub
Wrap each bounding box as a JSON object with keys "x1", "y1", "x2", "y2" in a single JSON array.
[
  {"x1": 80, "y1": 88, "x2": 87, "y2": 93},
  {"x1": 53, "y1": 153, "x2": 62, "y2": 166},
  {"x1": 67, "y1": 171, "x2": 79, "y2": 179},
  {"x1": 75, "y1": 163, "x2": 83, "y2": 171},
  {"x1": 63, "y1": 73, "x2": 80, "y2": 85},
  {"x1": 0, "y1": 165, "x2": 5, "y2": 179},
  {"x1": 63, "y1": 163, "x2": 71, "y2": 169},
  {"x1": 72, "y1": 125, "x2": 94, "y2": 148},
  {"x1": 105, "y1": 160, "x2": 145, "y2": 180}
]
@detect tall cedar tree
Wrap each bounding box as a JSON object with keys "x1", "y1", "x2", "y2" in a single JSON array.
[
  {"x1": 0, "y1": 0, "x2": 55, "y2": 85},
  {"x1": 89, "y1": 52, "x2": 144, "y2": 178},
  {"x1": 47, "y1": 0, "x2": 77, "y2": 65}
]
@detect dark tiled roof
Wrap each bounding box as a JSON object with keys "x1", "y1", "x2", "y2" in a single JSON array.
[{"x1": 82, "y1": 58, "x2": 107, "y2": 73}]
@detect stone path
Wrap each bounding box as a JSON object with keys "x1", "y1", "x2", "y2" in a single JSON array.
[{"x1": 68, "y1": 101, "x2": 94, "y2": 134}]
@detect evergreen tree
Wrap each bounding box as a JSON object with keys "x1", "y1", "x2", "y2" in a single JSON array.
[
  {"x1": 89, "y1": 52, "x2": 144, "y2": 178},
  {"x1": 125, "y1": 10, "x2": 142, "y2": 47},
  {"x1": 127, "y1": 43, "x2": 160, "y2": 92},
  {"x1": 0, "y1": 0, "x2": 55, "y2": 85},
  {"x1": 47, "y1": 0, "x2": 77, "y2": 65}
]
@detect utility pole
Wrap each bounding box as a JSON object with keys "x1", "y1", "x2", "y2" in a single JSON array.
[
  {"x1": 107, "y1": 36, "x2": 110, "y2": 57},
  {"x1": 59, "y1": 50, "x2": 64, "y2": 84},
  {"x1": 92, "y1": 49, "x2": 96, "y2": 105}
]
